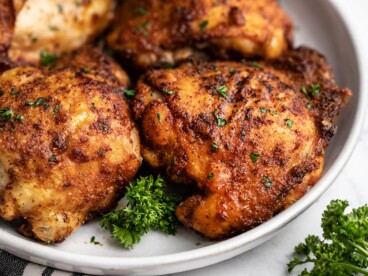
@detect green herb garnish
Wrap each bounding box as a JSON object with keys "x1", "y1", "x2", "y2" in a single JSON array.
[
  {"x1": 81, "y1": 67, "x2": 90, "y2": 73},
  {"x1": 217, "y1": 85, "x2": 228, "y2": 99},
  {"x1": 306, "y1": 103, "x2": 314, "y2": 110},
  {"x1": 260, "y1": 107, "x2": 269, "y2": 114},
  {"x1": 10, "y1": 87, "x2": 20, "y2": 95},
  {"x1": 33, "y1": 98, "x2": 46, "y2": 107},
  {"x1": 207, "y1": 172, "x2": 214, "y2": 180},
  {"x1": 162, "y1": 88, "x2": 174, "y2": 95},
  {"x1": 90, "y1": 236, "x2": 102, "y2": 246},
  {"x1": 300, "y1": 84, "x2": 321, "y2": 99},
  {"x1": 15, "y1": 114, "x2": 24, "y2": 122},
  {"x1": 263, "y1": 176, "x2": 272, "y2": 189},
  {"x1": 250, "y1": 152, "x2": 260, "y2": 163},
  {"x1": 251, "y1": 63, "x2": 264, "y2": 70},
  {"x1": 0, "y1": 108, "x2": 14, "y2": 122},
  {"x1": 199, "y1": 20, "x2": 209, "y2": 31},
  {"x1": 40, "y1": 50, "x2": 59, "y2": 68},
  {"x1": 213, "y1": 111, "x2": 227, "y2": 127},
  {"x1": 288, "y1": 200, "x2": 368, "y2": 275},
  {"x1": 99, "y1": 175, "x2": 179, "y2": 248},
  {"x1": 211, "y1": 141, "x2": 219, "y2": 152},
  {"x1": 285, "y1": 119, "x2": 294, "y2": 129},
  {"x1": 123, "y1": 89, "x2": 136, "y2": 99},
  {"x1": 134, "y1": 7, "x2": 147, "y2": 16}
]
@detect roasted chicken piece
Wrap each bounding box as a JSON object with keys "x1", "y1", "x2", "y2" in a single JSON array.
[
  {"x1": 108, "y1": 0, "x2": 293, "y2": 69},
  {"x1": 133, "y1": 47, "x2": 350, "y2": 239},
  {"x1": 0, "y1": 47, "x2": 141, "y2": 243},
  {"x1": 0, "y1": 0, "x2": 115, "y2": 66}
]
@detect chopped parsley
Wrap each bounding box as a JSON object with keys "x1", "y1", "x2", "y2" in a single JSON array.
[
  {"x1": 199, "y1": 20, "x2": 209, "y2": 31},
  {"x1": 10, "y1": 87, "x2": 20, "y2": 95},
  {"x1": 134, "y1": 7, "x2": 147, "y2": 16},
  {"x1": 251, "y1": 63, "x2": 264, "y2": 70},
  {"x1": 260, "y1": 107, "x2": 269, "y2": 114},
  {"x1": 207, "y1": 172, "x2": 214, "y2": 180},
  {"x1": 40, "y1": 50, "x2": 59, "y2": 68},
  {"x1": 99, "y1": 175, "x2": 179, "y2": 248},
  {"x1": 157, "y1": 113, "x2": 161, "y2": 123},
  {"x1": 211, "y1": 141, "x2": 219, "y2": 152},
  {"x1": 217, "y1": 85, "x2": 228, "y2": 99},
  {"x1": 301, "y1": 84, "x2": 321, "y2": 98},
  {"x1": 0, "y1": 108, "x2": 14, "y2": 122},
  {"x1": 213, "y1": 111, "x2": 227, "y2": 126},
  {"x1": 162, "y1": 88, "x2": 174, "y2": 95},
  {"x1": 53, "y1": 104, "x2": 61, "y2": 113},
  {"x1": 306, "y1": 103, "x2": 314, "y2": 110},
  {"x1": 48, "y1": 154, "x2": 58, "y2": 164},
  {"x1": 90, "y1": 236, "x2": 102, "y2": 246},
  {"x1": 250, "y1": 152, "x2": 260, "y2": 163},
  {"x1": 33, "y1": 98, "x2": 46, "y2": 107},
  {"x1": 123, "y1": 89, "x2": 136, "y2": 99},
  {"x1": 285, "y1": 119, "x2": 294, "y2": 129},
  {"x1": 15, "y1": 114, "x2": 24, "y2": 122},
  {"x1": 229, "y1": 67, "x2": 235, "y2": 74},
  {"x1": 263, "y1": 176, "x2": 272, "y2": 189},
  {"x1": 81, "y1": 67, "x2": 90, "y2": 73},
  {"x1": 135, "y1": 22, "x2": 150, "y2": 36}
]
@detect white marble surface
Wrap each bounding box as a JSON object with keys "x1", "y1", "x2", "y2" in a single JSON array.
[{"x1": 171, "y1": 1, "x2": 368, "y2": 275}]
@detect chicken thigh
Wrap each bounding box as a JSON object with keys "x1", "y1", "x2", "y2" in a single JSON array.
[
  {"x1": 108, "y1": 0, "x2": 293, "y2": 69},
  {"x1": 0, "y1": 0, "x2": 115, "y2": 65},
  {"x1": 133, "y1": 47, "x2": 350, "y2": 239},
  {"x1": 0, "y1": 47, "x2": 141, "y2": 243}
]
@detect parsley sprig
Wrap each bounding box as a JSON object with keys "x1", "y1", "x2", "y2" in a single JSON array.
[
  {"x1": 99, "y1": 175, "x2": 179, "y2": 249},
  {"x1": 288, "y1": 200, "x2": 368, "y2": 275}
]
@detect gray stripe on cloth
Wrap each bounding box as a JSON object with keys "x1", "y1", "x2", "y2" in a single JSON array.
[{"x1": 0, "y1": 250, "x2": 28, "y2": 276}]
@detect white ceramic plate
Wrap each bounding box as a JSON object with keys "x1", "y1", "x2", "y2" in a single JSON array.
[{"x1": 0, "y1": 0, "x2": 367, "y2": 275}]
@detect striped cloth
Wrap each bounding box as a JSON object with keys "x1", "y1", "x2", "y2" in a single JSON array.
[{"x1": 0, "y1": 250, "x2": 86, "y2": 276}]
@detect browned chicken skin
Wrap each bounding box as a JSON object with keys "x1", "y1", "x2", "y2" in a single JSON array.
[
  {"x1": 0, "y1": 47, "x2": 141, "y2": 243},
  {"x1": 0, "y1": 0, "x2": 115, "y2": 66},
  {"x1": 133, "y1": 47, "x2": 350, "y2": 239},
  {"x1": 108, "y1": 0, "x2": 293, "y2": 69}
]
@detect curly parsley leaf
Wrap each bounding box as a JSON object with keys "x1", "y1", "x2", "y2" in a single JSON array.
[
  {"x1": 99, "y1": 175, "x2": 180, "y2": 249},
  {"x1": 288, "y1": 200, "x2": 368, "y2": 275},
  {"x1": 40, "y1": 50, "x2": 59, "y2": 68}
]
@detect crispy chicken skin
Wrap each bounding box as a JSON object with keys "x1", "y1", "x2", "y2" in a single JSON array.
[
  {"x1": 0, "y1": 47, "x2": 141, "y2": 243},
  {"x1": 108, "y1": 0, "x2": 293, "y2": 69},
  {"x1": 0, "y1": 0, "x2": 115, "y2": 65},
  {"x1": 133, "y1": 47, "x2": 350, "y2": 239}
]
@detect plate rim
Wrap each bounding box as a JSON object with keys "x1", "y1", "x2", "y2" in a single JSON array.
[{"x1": 1, "y1": 0, "x2": 367, "y2": 274}]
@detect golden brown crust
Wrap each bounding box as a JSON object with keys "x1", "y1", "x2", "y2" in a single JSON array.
[
  {"x1": 0, "y1": 0, "x2": 115, "y2": 66},
  {"x1": 0, "y1": 0, "x2": 16, "y2": 71},
  {"x1": 0, "y1": 47, "x2": 141, "y2": 243},
  {"x1": 108, "y1": 0, "x2": 293, "y2": 69},
  {"x1": 133, "y1": 47, "x2": 350, "y2": 239}
]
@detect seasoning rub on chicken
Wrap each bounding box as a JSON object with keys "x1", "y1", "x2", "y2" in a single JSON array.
[
  {"x1": 108, "y1": 0, "x2": 293, "y2": 69},
  {"x1": 0, "y1": 47, "x2": 141, "y2": 243},
  {"x1": 0, "y1": 0, "x2": 115, "y2": 66},
  {"x1": 133, "y1": 47, "x2": 350, "y2": 239}
]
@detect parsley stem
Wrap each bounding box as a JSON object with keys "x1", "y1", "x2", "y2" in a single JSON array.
[
  {"x1": 346, "y1": 239, "x2": 368, "y2": 257},
  {"x1": 330, "y1": 263, "x2": 368, "y2": 275},
  {"x1": 304, "y1": 259, "x2": 368, "y2": 275}
]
